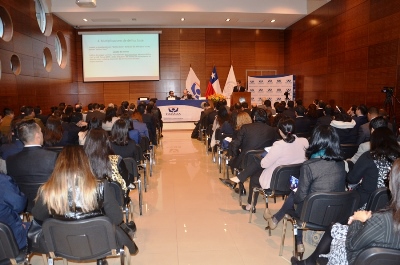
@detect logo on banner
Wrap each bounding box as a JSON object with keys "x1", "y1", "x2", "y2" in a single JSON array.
[
  {"x1": 286, "y1": 79, "x2": 292, "y2": 83},
  {"x1": 250, "y1": 88, "x2": 255, "y2": 92},
  {"x1": 251, "y1": 97, "x2": 255, "y2": 101},
  {"x1": 258, "y1": 89, "x2": 264, "y2": 92},
  {"x1": 268, "y1": 97, "x2": 272, "y2": 101},
  {"x1": 267, "y1": 88, "x2": 273, "y2": 92},
  {"x1": 167, "y1": 107, "x2": 181, "y2": 115},
  {"x1": 250, "y1": 80, "x2": 255, "y2": 84},
  {"x1": 267, "y1": 80, "x2": 273, "y2": 83},
  {"x1": 258, "y1": 80, "x2": 264, "y2": 84},
  {"x1": 277, "y1": 88, "x2": 282, "y2": 92},
  {"x1": 276, "y1": 97, "x2": 282, "y2": 101},
  {"x1": 276, "y1": 80, "x2": 282, "y2": 84}
]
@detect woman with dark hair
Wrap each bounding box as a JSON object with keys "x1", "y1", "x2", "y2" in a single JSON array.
[
  {"x1": 265, "y1": 125, "x2": 346, "y2": 253},
  {"x1": 78, "y1": 117, "x2": 101, "y2": 145},
  {"x1": 43, "y1": 116, "x2": 69, "y2": 147},
  {"x1": 120, "y1": 114, "x2": 141, "y2": 144},
  {"x1": 291, "y1": 158, "x2": 400, "y2": 265},
  {"x1": 83, "y1": 128, "x2": 132, "y2": 191},
  {"x1": 239, "y1": 118, "x2": 308, "y2": 212},
  {"x1": 61, "y1": 105, "x2": 74, "y2": 122},
  {"x1": 306, "y1": 103, "x2": 319, "y2": 127},
  {"x1": 347, "y1": 127, "x2": 400, "y2": 209},
  {"x1": 330, "y1": 106, "x2": 357, "y2": 144},
  {"x1": 211, "y1": 106, "x2": 234, "y2": 148},
  {"x1": 32, "y1": 146, "x2": 138, "y2": 256},
  {"x1": 110, "y1": 119, "x2": 138, "y2": 160},
  {"x1": 102, "y1": 106, "x2": 118, "y2": 131}
]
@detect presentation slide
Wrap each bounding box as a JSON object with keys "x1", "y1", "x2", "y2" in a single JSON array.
[{"x1": 81, "y1": 32, "x2": 160, "y2": 82}]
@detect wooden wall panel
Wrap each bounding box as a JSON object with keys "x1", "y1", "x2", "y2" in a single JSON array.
[{"x1": 285, "y1": 0, "x2": 400, "y2": 115}]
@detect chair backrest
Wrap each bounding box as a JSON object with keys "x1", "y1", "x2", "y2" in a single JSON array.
[
  {"x1": 340, "y1": 144, "x2": 359, "y2": 159},
  {"x1": 135, "y1": 144, "x2": 143, "y2": 163},
  {"x1": 269, "y1": 163, "x2": 302, "y2": 195},
  {"x1": 14, "y1": 182, "x2": 44, "y2": 212},
  {"x1": 139, "y1": 137, "x2": 150, "y2": 153},
  {"x1": 123, "y1": 157, "x2": 139, "y2": 178},
  {"x1": 0, "y1": 222, "x2": 20, "y2": 262},
  {"x1": 44, "y1": 146, "x2": 64, "y2": 154},
  {"x1": 354, "y1": 247, "x2": 400, "y2": 265},
  {"x1": 108, "y1": 181, "x2": 125, "y2": 208},
  {"x1": 365, "y1": 187, "x2": 391, "y2": 212},
  {"x1": 42, "y1": 216, "x2": 118, "y2": 261},
  {"x1": 300, "y1": 191, "x2": 360, "y2": 227},
  {"x1": 241, "y1": 149, "x2": 265, "y2": 169}
]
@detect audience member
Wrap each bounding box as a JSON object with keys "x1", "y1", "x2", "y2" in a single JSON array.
[
  {"x1": 357, "y1": 106, "x2": 379, "y2": 144},
  {"x1": 6, "y1": 119, "x2": 58, "y2": 211},
  {"x1": 32, "y1": 146, "x2": 138, "y2": 256},
  {"x1": 131, "y1": 110, "x2": 149, "y2": 139},
  {"x1": 264, "y1": 100, "x2": 276, "y2": 115},
  {"x1": 43, "y1": 116, "x2": 69, "y2": 147},
  {"x1": 347, "y1": 104, "x2": 357, "y2": 118},
  {"x1": 120, "y1": 114, "x2": 141, "y2": 144},
  {"x1": 291, "y1": 158, "x2": 400, "y2": 265},
  {"x1": 282, "y1": 101, "x2": 296, "y2": 120},
  {"x1": 110, "y1": 119, "x2": 138, "y2": 160},
  {"x1": 347, "y1": 127, "x2": 400, "y2": 209},
  {"x1": 0, "y1": 108, "x2": 14, "y2": 141},
  {"x1": 330, "y1": 107, "x2": 357, "y2": 144},
  {"x1": 294, "y1": 105, "x2": 311, "y2": 134},
  {"x1": 316, "y1": 104, "x2": 333, "y2": 126},
  {"x1": 102, "y1": 106, "x2": 118, "y2": 131},
  {"x1": 353, "y1": 104, "x2": 368, "y2": 131},
  {"x1": 0, "y1": 119, "x2": 24, "y2": 160},
  {"x1": 84, "y1": 128, "x2": 132, "y2": 191},
  {"x1": 305, "y1": 104, "x2": 318, "y2": 127},
  {"x1": 265, "y1": 125, "x2": 346, "y2": 254},
  {"x1": 0, "y1": 174, "x2": 28, "y2": 250},
  {"x1": 22, "y1": 106, "x2": 45, "y2": 132},
  {"x1": 85, "y1": 103, "x2": 105, "y2": 122}
]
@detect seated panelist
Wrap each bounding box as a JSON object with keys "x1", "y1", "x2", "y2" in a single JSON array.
[{"x1": 166, "y1": 91, "x2": 180, "y2": 100}]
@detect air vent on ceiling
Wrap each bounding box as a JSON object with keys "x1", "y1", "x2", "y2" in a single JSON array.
[{"x1": 76, "y1": 0, "x2": 96, "y2": 8}]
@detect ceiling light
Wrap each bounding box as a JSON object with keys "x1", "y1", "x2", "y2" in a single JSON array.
[
  {"x1": 181, "y1": 18, "x2": 185, "y2": 21},
  {"x1": 271, "y1": 19, "x2": 276, "y2": 23},
  {"x1": 83, "y1": 18, "x2": 88, "y2": 22},
  {"x1": 226, "y1": 18, "x2": 230, "y2": 22},
  {"x1": 75, "y1": 0, "x2": 96, "y2": 8}
]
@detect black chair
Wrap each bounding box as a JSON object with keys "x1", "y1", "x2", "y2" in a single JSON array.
[
  {"x1": 44, "y1": 146, "x2": 64, "y2": 154},
  {"x1": 280, "y1": 191, "x2": 360, "y2": 259},
  {"x1": 42, "y1": 216, "x2": 128, "y2": 265},
  {"x1": 249, "y1": 163, "x2": 302, "y2": 226},
  {"x1": 123, "y1": 157, "x2": 143, "y2": 215},
  {"x1": 365, "y1": 187, "x2": 391, "y2": 212},
  {"x1": 108, "y1": 181, "x2": 134, "y2": 222},
  {"x1": 0, "y1": 222, "x2": 28, "y2": 265},
  {"x1": 340, "y1": 144, "x2": 359, "y2": 159},
  {"x1": 237, "y1": 149, "x2": 265, "y2": 206},
  {"x1": 135, "y1": 144, "x2": 148, "y2": 192},
  {"x1": 354, "y1": 247, "x2": 400, "y2": 265},
  {"x1": 14, "y1": 182, "x2": 45, "y2": 214},
  {"x1": 217, "y1": 132, "x2": 233, "y2": 174}
]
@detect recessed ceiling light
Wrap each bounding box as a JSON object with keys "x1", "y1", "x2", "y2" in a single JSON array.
[
  {"x1": 83, "y1": 18, "x2": 88, "y2": 22},
  {"x1": 226, "y1": 18, "x2": 230, "y2": 22},
  {"x1": 181, "y1": 18, "x2": 185, "y2": 21},
  {"x1": 271, "y1": 19, "x2": 276, "y2": 23}
]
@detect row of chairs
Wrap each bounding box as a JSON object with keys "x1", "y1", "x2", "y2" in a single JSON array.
[
  {"x1": 0, "y1": 216, "x2": 130, "y2": 265},
  {"x1": 246, "y1": 162, "x2": 395, "y2": 262}
]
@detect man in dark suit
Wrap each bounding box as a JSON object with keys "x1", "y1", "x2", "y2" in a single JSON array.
[
  {"x1": 294, "y1": 105, "x2": 311, "y2": 134},
  {"x1": 354, "y1": 104, "x2": 368, "y2": 131},
  {"x1": 282, "y1": 100, "x2": 296, "y2": 120},
  {"x1": 233, "y1": 80, "x2": 246, "y2": 92},
  {"x1": 166, "y1": 91, "x2": 180, "y2": 100},
  {"x1": 6, "y1": 119, "x2": 58, "y2": 211},
  {"x1": 181, "y1": 89, "x2": 193, "y2": 100},
  {"x1": 85, "y1": 103, "x2": 106, "y2": 122},
  {"x1": 316, "y1": 105, "x2": 333, "y2": 126},
  {"x1": 357, "y1": 106, "x2": 379, "y2": 145},
  {"x1": 228, "y1": 108, "x2": 278, "y2": 172}
]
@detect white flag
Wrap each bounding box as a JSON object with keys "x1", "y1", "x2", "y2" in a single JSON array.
[
  {"x1": 185, "y1": 67, "x2": 201, "y2": 99},
  {"x1": 223, "y1": 65, "x2": 237, "y2": 100}
]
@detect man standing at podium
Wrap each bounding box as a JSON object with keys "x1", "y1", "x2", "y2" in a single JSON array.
[{"x1": 233, "y1": 80, "x2": 246, "y2": 92}]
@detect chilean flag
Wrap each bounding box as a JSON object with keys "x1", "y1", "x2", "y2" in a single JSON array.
[{"x1": 205, "y1": 66, "x2": 222, "y2": 98}]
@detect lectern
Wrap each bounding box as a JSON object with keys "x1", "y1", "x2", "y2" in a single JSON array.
[{"x1": 230, "y1": 92, "x2": 251, "y2": 106}]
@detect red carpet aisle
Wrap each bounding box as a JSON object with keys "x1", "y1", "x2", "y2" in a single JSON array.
[{"x1": 30, "y1": 131, "x2": 315, "y2": 265}]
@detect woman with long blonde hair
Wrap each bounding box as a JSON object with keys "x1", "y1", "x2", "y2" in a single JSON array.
[{"x1": 32, "y1": 145, "x2": 138, "y2": 254}]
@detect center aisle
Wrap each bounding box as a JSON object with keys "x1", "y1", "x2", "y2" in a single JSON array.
[{"x1": 131, "y1": 130, "x2": 301, "y2": 265}]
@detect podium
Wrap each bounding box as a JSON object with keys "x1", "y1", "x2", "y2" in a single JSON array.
[{"x1": 230, "y1": 92, "x2": 251, "y2": 106}]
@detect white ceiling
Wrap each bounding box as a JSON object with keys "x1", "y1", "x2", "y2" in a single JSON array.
[{"x1": 48, "y1": 0, "x2": 330, "y2": 29}]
